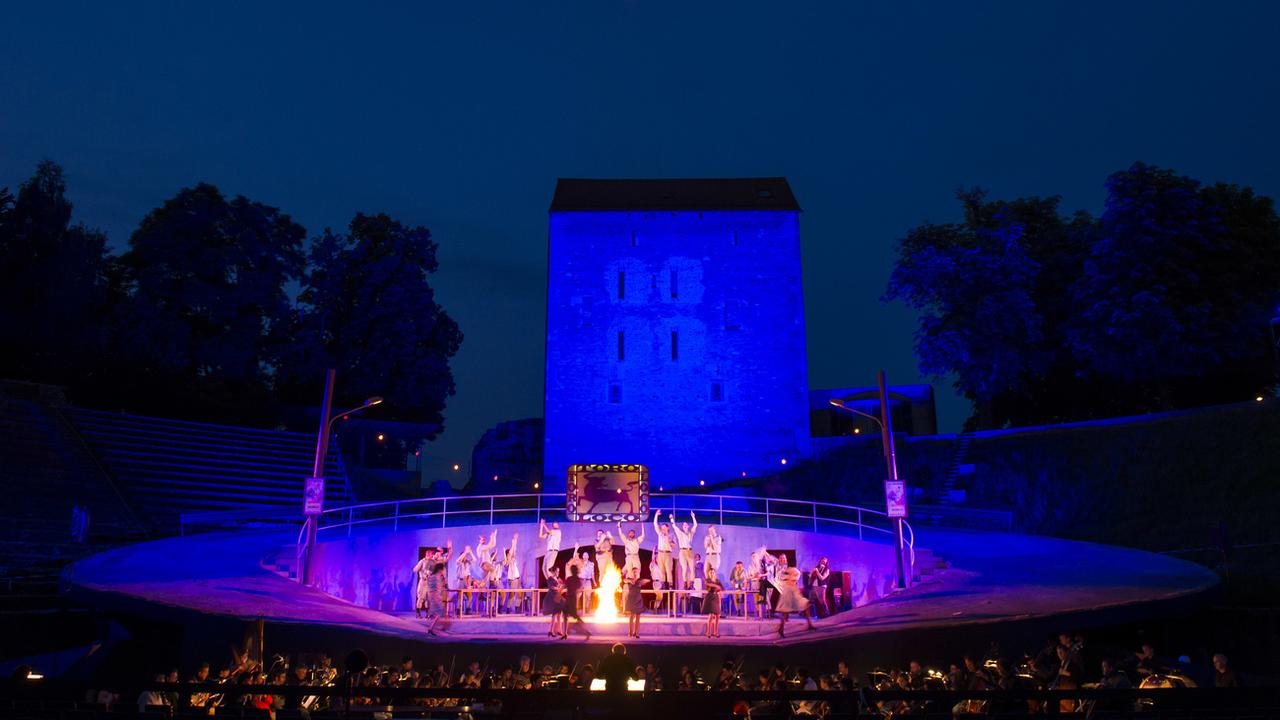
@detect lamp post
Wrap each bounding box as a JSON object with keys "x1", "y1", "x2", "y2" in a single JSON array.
[
  {"x1": 828, "y1": 368, "x2": 908, "y2": 590},
  {"x1": 300, "y1": 367, "x2": 383, "y2": 584}
]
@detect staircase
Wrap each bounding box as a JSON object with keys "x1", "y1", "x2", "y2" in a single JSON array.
[
  {"x1": 63, "y1": 407, "x2": 351, "y2": 533},
  {"x1": 938, "y1": 432, "x2": 975, "y2": 504},
  {"x1": 0, "y1": 392, "x2": 147, "y2": 607}
]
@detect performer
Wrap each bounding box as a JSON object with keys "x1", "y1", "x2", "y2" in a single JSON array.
[
  {"x1": 502, "y1": 532, "x2": 522, "y2": 614},
  {"x1": 729, "y1": 560, "x2": 747, "y2": 616},
  {"x1": 482, "y1": 540, "x2": 502, "y2": 617},
  {"x1": 567, "y1": 547, "x2": 595, "y2": 615},
  {"x1": 703, "y1": 524, "x2": 723, "y2": 576},
  {"x1": 809, "y1": 557, "x2": 830, "y2": 618},
  {"x1": 623, "y1": 566, "x2": 649, "y2": 638},
  {"x1": 652, "y1": 511, "x2": 675, "y2": 590},
  {"x1": 616, "y1": 520, "x2": 645, "y2": 575},
  {"x1": 424, "y1": 561, "x2": 449, "y2": 636},
  {"x1": 455, "y1": 545, "x2": 476, "y2": 590},
  {"x1": 703, "y1": 567, "x2": 724, "y2": 638},
  {"x1": 413, "y1": 539, "x2": 452, "y2": 618},
  {"x1": 593, "y1": 528, "x2": 615, "y2": 580},
  {"x1": 748, "y1": 545, "x2": 776, "y2": 619},
  {"x1": 561, "y1": 565, "x2": 593, "y2": 640},
  {"x1": 773, "y1": 555, "x2": 814, "y2": 638},
  {"x1": 672, "y1": 511, "x2": 698, "y2": 589},
  {"x1": 476, "y1": 529, "x2": 497, "y2": 573},
  {"x1": 647, "y1": 554, "x2": 666, "y2": 610},
  {"x1": 543, "y1": 567, "x2": 566, "y2": 638},
  {"x1": 538, "y1": 519, "x2": 562, "y2": 576}
]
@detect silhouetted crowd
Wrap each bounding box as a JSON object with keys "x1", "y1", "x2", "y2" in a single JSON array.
[{"x1": 91, "y1": 629, "x2": 1245, "y2": 717}]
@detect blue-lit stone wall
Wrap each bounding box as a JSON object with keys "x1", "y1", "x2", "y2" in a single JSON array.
[{"x1": 543, "y1": 210, "x2": 810, "y2": 491}]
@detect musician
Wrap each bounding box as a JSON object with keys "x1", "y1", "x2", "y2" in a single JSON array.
[
  {"x1": 672, "y1": 511, "x2": 698, "y2": 589},
  {"x1": 538, "y1": 519, "x2": 562, "y2": 576},
  {"x1": 703, "y1": 524, "x2": 723, "y2": 576},
  {"x1": 1098, "y1": 658, "x2": 1131, "y2": 689},
  {"x1": 1213, "y1": 653, "x2": 1240, "y2": 688},
  {"x1": 653, "y1": 511, "x2": 675, "y2": 588},
  {"x1": 617, "y1": 520, "x2": 645, "y2": 575}
]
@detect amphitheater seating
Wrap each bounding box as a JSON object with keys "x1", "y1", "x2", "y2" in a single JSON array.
[
  {"x1": 63, "y1": 407, "x2": 351, "y2": 532},
  {"x1": 0, "y1": 393, "x2": 143, "y2": 586}
]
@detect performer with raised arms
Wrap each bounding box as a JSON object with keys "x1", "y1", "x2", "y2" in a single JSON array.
[
  {"x1": 617, "y1": 519, "x2": 646, "y2": 575},
  {"x1": 652, "y1": 511, "x2": 674, "y2": 591},
  {"x1": 502, "y1": 532, "x2": 522, "y2": 614},
  {"x1": 703, "y1": 524, "x2": 723, "y2": 577},
  {"x1": 593, "y1": 528, "x2": 615, "y2": 582},
  {"x1": 672, "y1": 511, "x2": 698, "y2": 589},
  {"x1": 538, "y1": 519, "x2": 562, "y2": 576}
]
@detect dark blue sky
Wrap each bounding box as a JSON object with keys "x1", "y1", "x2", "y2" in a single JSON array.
[{"x1": 4, "y1": 2, "x2": 1279, "y2": 479}]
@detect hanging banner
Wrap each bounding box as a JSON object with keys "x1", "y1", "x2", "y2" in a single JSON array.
[
  {"x1": 304, "y1": 477, "x2": 326, "y2": 515},
  {"x1": 884, "y1": 479, "x2": 908, "y2": 518},
  {"x1": 566, "y1": 464, "x2": 649, "y2": 522}
]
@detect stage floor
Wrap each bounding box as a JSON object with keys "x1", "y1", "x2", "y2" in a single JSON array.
[{"x1": 63, "y1": 524, "x2": 1219, "y2": 647}]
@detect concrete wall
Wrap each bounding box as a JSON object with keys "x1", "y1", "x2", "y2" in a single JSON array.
[
  {"x1": 310, "y1": 521, "x2": 901, "y2": 614},
  {"x1": 543, "y1": 210, "x2": 810, "y2": 491}
]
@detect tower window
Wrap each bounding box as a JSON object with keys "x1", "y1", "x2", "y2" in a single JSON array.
[
  {"x1": 630, "y1": 230, "x2": 637, "y2": 247},
  {"x1": 608, "y1": 383, "x2": 622, "y2": 403},
  {"x1": 710, "y1": 382, "x2": 724, "y2": 402},
  {"x1": 670, "y1": 269, "x2": 678, "y2": 299},
  {"x1": 617, "y1": 331, "x2": 625, "y2": 361},
  {"x1": 617, "y1": 271, "x2": 625, "y2": 300},
  {"x1": 671, "y1": 330, "x2": 679, "y2": 360}
]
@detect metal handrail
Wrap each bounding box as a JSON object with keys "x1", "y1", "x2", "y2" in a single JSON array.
[{"x1": 305, "y1": 492, "x2": 896, "y2": 543}]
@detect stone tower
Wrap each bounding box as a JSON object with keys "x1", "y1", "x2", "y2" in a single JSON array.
[{"x1": 543, "y1": 178, "x2": 810, "y2": 492}]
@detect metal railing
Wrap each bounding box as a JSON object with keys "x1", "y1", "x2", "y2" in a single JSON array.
[{"x1": 301, "y1": 492, "x2": 898, "y2": 544}]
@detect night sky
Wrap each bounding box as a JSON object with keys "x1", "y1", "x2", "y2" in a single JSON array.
[{"x1": 4, "y1": 2, "x2": 1279, "y2": 481}]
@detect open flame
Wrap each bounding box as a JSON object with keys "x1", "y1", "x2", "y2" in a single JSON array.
[{"x1": 592, "y1": 564, "x2": 622, "y2": 623}]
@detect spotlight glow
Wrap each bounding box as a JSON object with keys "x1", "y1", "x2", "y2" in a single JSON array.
[{"x1": 592, "y1": 565, "x2": 622, "y2": 623}]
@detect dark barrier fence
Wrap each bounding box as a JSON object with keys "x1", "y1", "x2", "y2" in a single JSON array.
[{"x1": 4, "y1": 681, "x2": 1280, "y2": 720}]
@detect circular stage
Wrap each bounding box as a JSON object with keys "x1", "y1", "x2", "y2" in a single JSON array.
[{"x1": 63, "y1": 501, "x2": 1219, "y2": 651}]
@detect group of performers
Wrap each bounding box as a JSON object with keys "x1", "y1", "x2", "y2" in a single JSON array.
[{"x1": 412, "y1": 514, "x2": 826, "y2": 640}]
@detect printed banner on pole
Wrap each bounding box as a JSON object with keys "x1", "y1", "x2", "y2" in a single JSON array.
[
  {"x1": 304, "y1": 477, "x2": 326, "y2": 515},
  {"x1": 884, "y1": 479, "x2": 908, "y2": 518}
]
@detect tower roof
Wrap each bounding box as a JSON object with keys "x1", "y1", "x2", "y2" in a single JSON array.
[{"x1": 550, "y1": 177, "x2": 799, "y2": 212}]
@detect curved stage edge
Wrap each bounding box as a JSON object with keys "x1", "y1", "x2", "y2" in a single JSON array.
[{"x1": 63, "y1": 521, "x2": 1219, "y2": 654}]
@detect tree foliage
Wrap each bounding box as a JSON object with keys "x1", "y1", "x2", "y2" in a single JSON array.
[
  {"x1": 109, "y1": 183, "x2": 306, "y2": 420},
  {"x1": 276, "y1": 213, "x2": 463, "y2": 466},
  {"x1": 887, "y1": 164, "x2": 1280, "y2": 429},
  {"x1": 0, "y1": 161, "x2": 112, "y2": 387},
  {"x1": 0, "y1": 160, "x2": 462, "y2": 467}
]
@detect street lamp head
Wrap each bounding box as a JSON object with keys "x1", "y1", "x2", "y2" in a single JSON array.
[
  {"x1": 828, "y1": 399, "x2": 845, "y2": 408},
  {"x1": 365, "y1": 397, "x2": 384, "y2": 406}
]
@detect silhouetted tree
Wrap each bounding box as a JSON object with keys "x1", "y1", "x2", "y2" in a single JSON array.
[
  {"x1": 0, "y1": 160, "x2": 112, "y2": 388},
  {"x1": 278, "y1": 213, "x2": 462, "y2": 467},
  {"x1": 884, "y1": 190, "x2": 1093, "y2": 428},
  {"x1": 1068, "y1": 163, "x2": 1280, "y2": 411},
  {"x1": 110, "y1": 183, "x2": 306, "y2": 420},
  {"x1": 888, "y1": 164, "x2": 1280, "y2": 429}
]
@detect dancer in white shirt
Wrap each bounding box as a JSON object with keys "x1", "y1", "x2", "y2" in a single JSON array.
[
  {"x1": 502, "y1": 533, "x2": 523, "y2": 613},
  {"x1": 703, "y1": 524, "x2": 723, "y2": 576},
  {"x1": 616, "y1": 519, "x2": 645, "y2": 575},
  {"x1": 652, "y1": 511, "x2": 674, "y2": 589},
  {"x1": 538, "y1": 519, "x2": 562, "y2": 576},
  {"x1": 671, "y1": 511, "x2": 698, "y2": 589},
  {"x1": 593, "y1": 528, "x2": 615, "y2": 580}
]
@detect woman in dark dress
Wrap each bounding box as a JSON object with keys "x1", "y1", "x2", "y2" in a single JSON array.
[
  {"x1": 623, "y1": 567, "x2": 648, "y2": 638},
  {"x1": 702, "y1": 568, "x2": 723, "y2": 638},
  {"x1": 543, "y1": 567, "x2": 565, "y2": 638}
]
